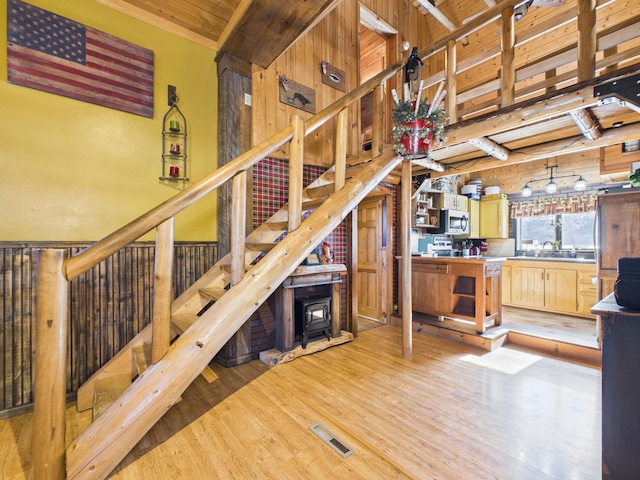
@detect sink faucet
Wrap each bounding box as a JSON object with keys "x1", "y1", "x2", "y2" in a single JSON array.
[{"x1": 542, "y1": 241, "x2": 553, "y2": 249}]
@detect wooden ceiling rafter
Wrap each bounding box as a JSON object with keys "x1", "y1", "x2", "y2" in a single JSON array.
[
  {"x1": 569, "y1": 108, "x2": 602, "y2": 140},
  {"x1": 468, "y1": 137, "x2": 510, "y2": 161},
  {"x1": 431, "y1": 121, "x2": 640, "y2": 178}
]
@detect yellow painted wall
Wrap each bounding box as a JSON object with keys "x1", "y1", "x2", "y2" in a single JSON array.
[{"x1": 0, "y1": 0, "x2": 218, "y2": 241}]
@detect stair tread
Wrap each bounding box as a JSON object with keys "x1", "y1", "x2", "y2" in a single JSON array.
[
  {"x1": 132, "y1": 344, "x2": 152, "y2": 376},
  {"x1": 172, "y1": 312, "x2": 199, "y2": 334},
  {"x1": 199, "y1": 287, "x2": 227, "y2": 301},
  {"x1": 265, "y1": 220, "x2": 288, "y2": 231},
  {"x1": 93, "y1": 373, "x2": 131, "y2": 420},
  {"x1": 245, "y1": 242, "x2": 276, "y2": 251}
]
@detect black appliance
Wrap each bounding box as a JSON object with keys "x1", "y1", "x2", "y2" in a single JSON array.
[{"x1": 295, "y1": 297, "x2": 331, "y2": 348}]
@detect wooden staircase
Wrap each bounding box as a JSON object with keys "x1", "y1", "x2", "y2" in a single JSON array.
[
  {"x1": 65, "y1": 149, "x2": 401, "y2": 479},
  {"x1": 76, "y1": 150, "x2": 394, "y2": 418}
]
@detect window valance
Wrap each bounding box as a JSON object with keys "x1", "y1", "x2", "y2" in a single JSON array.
[{"x1": 510, "y1": 193, "x2": 598, "y2": 218}]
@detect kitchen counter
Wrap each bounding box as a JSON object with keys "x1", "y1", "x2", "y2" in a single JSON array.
[
  {"x1": 505, "y1": 256, "x2": 595, "y2": 264},
  {"x1": 399, "y1": 256, "x2": 504, "y2": 333},
  {"x1": 411, "y1": 255, "x2": 507, "y2": 264}
]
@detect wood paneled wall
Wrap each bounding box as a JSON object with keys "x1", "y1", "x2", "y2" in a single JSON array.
[
  {"x1": 251, "y1": 0, "x2": 433, "y2": 166},
  {"x1": 0, "y1": 242, "x2": 217, "y2": 416}
]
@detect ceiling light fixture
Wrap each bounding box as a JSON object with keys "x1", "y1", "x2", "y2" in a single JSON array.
[{"x1": 520, "y1": 159, "x2": 587, "y2": 197}]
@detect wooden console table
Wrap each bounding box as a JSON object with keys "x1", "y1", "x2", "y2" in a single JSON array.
[
  {"x1": 275, "y1": 264, "x2": 346, "y2": 352},
  {"x1": 592, "y1": 294, "x2": 640, "y2": 480}
]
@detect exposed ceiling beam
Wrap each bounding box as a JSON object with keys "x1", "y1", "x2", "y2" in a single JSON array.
[
  {"x1": 431, "y1": 122, "x2": 640, "y2": 178},
  {"x1": 416, "y1": 0, "x2": 457, "y2": 32},
  {"x1": 569, "y1": 108, "x2": 602, "y2": 140},
  {"x1": 468, "y1": 137, "x2": 510, "y2": 161}
]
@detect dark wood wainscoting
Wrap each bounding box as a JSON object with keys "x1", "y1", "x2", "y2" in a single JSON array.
[{"x1": 0, "y1": 241, "x2": 218, "y2": 417}]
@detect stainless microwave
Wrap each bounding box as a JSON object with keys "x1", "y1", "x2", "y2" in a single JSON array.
[{"x1": 438, "y1": 209, "x2": 469, "y2": 235}]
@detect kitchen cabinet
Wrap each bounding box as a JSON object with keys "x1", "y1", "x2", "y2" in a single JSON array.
[
  {"x1": 504, "y1": 259, "x2": 596, "y2": 317},
  {"x1": 411, "y1": 261, "x2": 450, "y2": 314},
  {"x1": 544, "y1": 268, "x2": 577, "y2": 312},
  {"x1": 413, "y1": 191, "x2": 441, "y2": 229},
  {"x1": 408, "y1": 257, "x2": 504, "y2": 333},
  {"x1": 512, "y1": 265, "x2": 545, "y2": 307},
  {"x1": 440, "y1": 193, "x2": 468, "y2": 212},
  {"x1": 465, "y1": 199, "x2": 479, "y2": 238},
  {"x1": 479, "y1": 196, "x2": 509, "y2": 238}
]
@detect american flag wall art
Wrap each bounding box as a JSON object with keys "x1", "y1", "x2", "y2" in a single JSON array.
[{"x1": 7, "y1": 0, "x2": 154, "y2": 118}]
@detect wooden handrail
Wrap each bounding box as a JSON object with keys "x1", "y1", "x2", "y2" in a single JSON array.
[{"x1": 64, "y1": 125, "x2": 293, "y2": 281}]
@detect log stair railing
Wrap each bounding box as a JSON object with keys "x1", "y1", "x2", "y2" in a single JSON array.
[{"x1": 33, "y1": 51, "x2": 408, "y2": 478}]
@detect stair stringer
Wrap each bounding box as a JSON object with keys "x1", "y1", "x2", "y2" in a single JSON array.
[{"x1": 66, "y1": 150, "x2": 403, "y2": 480}]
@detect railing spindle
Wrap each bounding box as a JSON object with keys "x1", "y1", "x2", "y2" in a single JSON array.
[
  {"x1": 288, "y1": 115, "x2": 305, "y2": 232},
  {"x1": 152, "y1": 218, "x2": 175, "y2": 363},
  {"x1": 231, "y1": 171, "x2": 247, "y2": 285},
  {"x1": 371, "y1": 84, "x2": 385, "y2": 157},
  {"x1": 334, "y1": 108, "x2": 348, "y2": 191}
]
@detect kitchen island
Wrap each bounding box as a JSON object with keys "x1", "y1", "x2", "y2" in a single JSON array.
[{"x1": 400, "y1": 256, "x2": 506, "y2": 334}]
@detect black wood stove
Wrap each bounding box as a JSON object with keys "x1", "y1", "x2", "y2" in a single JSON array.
[{"x1": 295, "y1": 296, "x2": 331, "y2": 348}]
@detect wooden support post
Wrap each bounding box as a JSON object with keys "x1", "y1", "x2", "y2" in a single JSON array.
[
  {"x1": 371, "y1": 84, "x2": 384, "y2": 157},
  {"x1": 289, "y1": 115, "x2": 304, "y2": 231},
  {"x1": 152, "y1": 218, "x2": 175, "y2": 363},
  {"x1": 500, "y1": 6, "x2": 515, "y2": 107},
  {"x1": 33, "y1": 249, "x2": 68, "y2": 480},
  {"x1": 334, "y1": 108, "x2": 348, "y2": 191},
  {"x1": 577, "y1": 0, "x2": 596, "y2": 82},
  {"x1": 231, "y1": 171, "x2": 247, "y2": 285},
  {"x1": 347, "y1": 208, "x2": 359, "y2": 336},
  {"x1": 445, "y1": 39, "x2": 458, "y2": 124},
  {"x1": 332, "y1": 280, "x2": 341, "y2": 338},
  {"x1": 400, "y1": 159, "x2": 412, "y2": 358}
]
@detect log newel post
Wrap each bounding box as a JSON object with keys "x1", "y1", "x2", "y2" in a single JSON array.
[
  {"x1": 372, "y1": 84, "x2": 384, "y2": 157},
  {"x1": 289, "y1": 115, "x2": 305, "y2": 232},
  {"x1": 231, "y1": 171, "x2": 247, "y2": 285},
  {"x1": 446, "y1": 39, "x2": 458, "y2": 123},
  {"x1": 152, "y1": 217, "x2": 175, "y2": 363},
  {"x1": 334, "y1": 108, "x2": 348, "y2": 192},
  {"x1": 401, "y1": 159, "x2": 413, "y2": 358},
  {"x1": 33, "y1": 248, "x2": 69, "y2": 480}
]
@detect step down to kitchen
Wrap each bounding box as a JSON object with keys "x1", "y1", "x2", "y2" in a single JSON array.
[{"x1": 391, "y1": 312, "x2": 509, "y2": 352}]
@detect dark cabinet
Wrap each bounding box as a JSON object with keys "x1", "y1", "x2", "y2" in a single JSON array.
[{"x1": 592, "y1": 294, "x2": 640, "y2": 480}]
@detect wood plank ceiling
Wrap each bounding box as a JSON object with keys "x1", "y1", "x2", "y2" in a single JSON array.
[{"x1": 96, "y1": 0, "x2": 640, "y2": 176}]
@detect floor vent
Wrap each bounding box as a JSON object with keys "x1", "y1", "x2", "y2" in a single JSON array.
[{"x1": 309, "y1": 422, "x2": 355, "y2": 458}]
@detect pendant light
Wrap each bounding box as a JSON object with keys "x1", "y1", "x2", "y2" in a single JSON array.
[{"x1": 520, "y1": 159, "x2": 587, "y2": 196}]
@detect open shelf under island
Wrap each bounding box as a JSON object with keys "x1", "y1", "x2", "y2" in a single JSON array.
[{"x1": 398, "y1": 256, "x2": 506, "y2": 334}]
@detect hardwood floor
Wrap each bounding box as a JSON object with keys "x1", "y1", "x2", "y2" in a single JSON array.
[{"x1": 0, "y1": 325, "x2": 600, "y2": 479}]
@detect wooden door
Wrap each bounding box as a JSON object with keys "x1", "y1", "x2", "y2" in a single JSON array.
[{"x1": 357, "y1": 196, "x2": 392, "y2": 322}]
